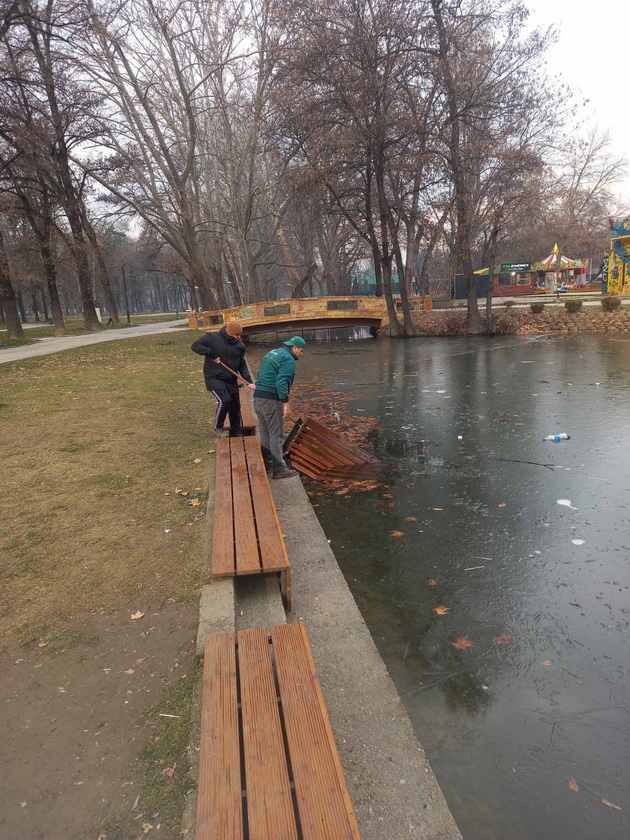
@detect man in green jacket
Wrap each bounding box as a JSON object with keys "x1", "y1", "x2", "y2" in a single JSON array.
[{"x1": 253, "y1": 336, "x2": 306, "y2": 479}]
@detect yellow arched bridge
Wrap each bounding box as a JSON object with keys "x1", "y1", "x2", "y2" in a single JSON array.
[{"x1": 188, "y1": 295, "x2": 432, "y2": 335}]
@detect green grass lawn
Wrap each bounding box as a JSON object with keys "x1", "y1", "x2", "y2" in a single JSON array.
[{"x1": 0, "y1": 330, "x2": 211, "y2": 648}]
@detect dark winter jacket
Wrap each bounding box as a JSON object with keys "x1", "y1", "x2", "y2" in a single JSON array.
[
  {"x1": 253, "y1": 345, "x2": 297, "y2": 403},
  {"x1": 190, "y1": 327, "x2": 252, "y2": 390}
]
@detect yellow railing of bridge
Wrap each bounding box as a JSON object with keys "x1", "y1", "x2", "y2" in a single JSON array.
[{"x1": 188, "y1": 295, "x2": 432, "y2": 332}]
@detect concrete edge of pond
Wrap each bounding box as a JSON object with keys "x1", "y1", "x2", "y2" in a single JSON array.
[
  {"x1": 185, "y1": 450, "x2": 461, "y2": 839},
  {"x1": 272, "y1": 475, "x2": 462, "y2": 840}
]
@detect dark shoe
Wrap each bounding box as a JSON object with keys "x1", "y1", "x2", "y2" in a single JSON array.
[
  {"x1": 214, "y1": 428, "x2": 229, "y2": 438},
  {"x1": 273, "y1": 468, "x2": 298, "y2": 479}
]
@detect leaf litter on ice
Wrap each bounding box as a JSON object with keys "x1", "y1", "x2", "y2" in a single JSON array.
[
  {"x1": 568, "y1": 778, "x2": 579, "y2": 792},
  {"x1": 452, "y1": 636, "x2": 474, "y2": 650},
  {"x1": 390, "y1": 531, "x2": 404, "y2": 538},
  {"x1": 433, "y1": 606, "x2": 450, "y2": 615}
]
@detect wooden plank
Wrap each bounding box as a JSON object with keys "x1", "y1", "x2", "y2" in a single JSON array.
[
  {"x1": 210, "y1": 438, "x2": 236, "y2": 576},
  {"x1": 240, "y1": 394, "x2": 256, "y2": 427},
  {"x1": 231, "y1": 438, "x2": 262, "y2": 574},
  {"x1": 271, "y1": 623, "x2": 361, "y2": 839},
  {"x1": 237, "y1": 627, "x2": 297, "y2": 839},
  {"x1": 197, "y1": 634, "x2": 243, "y2": 840},
  {"x1": 244, "y1": 437, "x2": 290, "y2": 573}
]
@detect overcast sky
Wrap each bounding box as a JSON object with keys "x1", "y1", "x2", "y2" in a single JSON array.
[{"x1": 526, "y1": 0, "x2": 629, "y2": 198}]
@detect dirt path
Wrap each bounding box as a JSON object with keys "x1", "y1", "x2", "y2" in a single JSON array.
[{"x1": 0, "y1": 603, "x2": 197, "y2": 840}]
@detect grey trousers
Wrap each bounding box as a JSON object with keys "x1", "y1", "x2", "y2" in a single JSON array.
[{"x1": 254, "y1": 398, "x2": 286, "y2": 474}]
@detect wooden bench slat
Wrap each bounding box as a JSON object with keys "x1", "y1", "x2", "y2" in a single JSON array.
[
  {"x1": 244, "y1": 437, "x2": 290, "y2": 573},
  {"x1": 240, "y1": 395, "x2": 256, "y2": 427},
  {"x1": 231, "y1": 438, "x2": 262, "y2": 574},
  {"x1": 197, "y1": 634, "x2": 243, "y2": 840},
  {"x1": 271, "y1": 624, "x2": 361, "y2": 839},
  {"x1": 210, "y1": 439, "x2": 236, "y2": 576},
  {"x1": 238, "y1": 627, "x2": 298, "y2": 839}
]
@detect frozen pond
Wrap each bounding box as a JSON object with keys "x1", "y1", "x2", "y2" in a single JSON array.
[{"x1": 262, "y1": 333, "x2": 630, "y2": 840}]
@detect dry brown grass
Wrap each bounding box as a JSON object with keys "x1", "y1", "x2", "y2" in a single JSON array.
[{"x1": 0, "y1": 331, "x2": 212, "y2": 649}]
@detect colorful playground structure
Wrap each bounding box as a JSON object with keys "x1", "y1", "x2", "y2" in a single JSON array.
[{"x1": 603, "y1": 219, "x2": 630, "y2": 295}]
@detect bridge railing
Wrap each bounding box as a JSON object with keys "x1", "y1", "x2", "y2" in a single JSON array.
[{"x1": 188, "y1": 295, "x2": 432, "y2": 331}]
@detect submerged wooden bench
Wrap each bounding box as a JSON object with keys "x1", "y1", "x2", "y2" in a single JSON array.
[
  {"x1": 197, "y1": 622, "x2": 361, "y2": 839},
  {"x1": 211, "y1": 435, "x2": 291, "y2": 608}
]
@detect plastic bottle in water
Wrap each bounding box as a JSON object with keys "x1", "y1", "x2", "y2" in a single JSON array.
[{"x1": 543, "y1": 433, "x2": 571, "y2": 442}]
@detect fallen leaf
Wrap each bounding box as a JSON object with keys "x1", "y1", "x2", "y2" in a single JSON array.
[
  {"x1": 38, "y1": 641, "x2": 48, "y2": 648},
  {"x1": 433, "y1": 507, "x2": 444, "y2": 511},
  {"x1": 207, "y1": 449, "x2": 215, "y2": 454},
  {"x1": 569, "y1": 602, "x2": 581, "y2": 608},
  {"x1": 390, "y1": 531, "x2": 404, "y2": 538},
  {"x1": 498, "y1": 503, "x2": 507, "y2": 508},
  {"x1": 428, "y1": 579, "x2": 437, "y2": 586},
  {"x1": 568, "y1": 778, "x2": 579, "y2": 792},
  {"x1": 131, "y1": 611, "x2": 145, "y2": 621},
  {"x1": 162, "y1": 766, "x2": 175, "y2": 779},
  {"x1": 382, "y1": 493, "x2": 393, "y2": 499},
  {"x1": 433, "y1": 606, "x2": 450, "y2": 615},
  {"x1": 124, "y1": 669, "x2": 135, "y2": 675},
  {"x1": 404, "y1": 516, "x2": 417, "y2": 522},
  {"x1": 495, "y1": 634, "x2": 512, "y2": 644},
  {"x1": 541, "y1": 659, "x2": 552, "y2": 667},
  {"x1": 336, "y1": 488, "x2": 350, "y2": 495},
  {"x1": 387, "y1": 502, "x2": 395, "y2": 508},
  {"x1": 452, "y1": 636, "x2": 474, "y2": 650},
  {"x1": 189, "y1": 498, "x2": 200, "y2": 507},
  {"x1": 601, "y1": 799, "x2": 622, "y2": 811},
  {"x1": 142, "y1": 824, "x2": 154, "y2": 834},
  {"x1": 193, "y1": 458, "x2": 202, "y2": 464}
]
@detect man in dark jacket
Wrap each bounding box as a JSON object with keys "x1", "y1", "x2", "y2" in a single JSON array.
[
  {"x1": 191, "y1": 321, "x2": 254, "y2": 437},
  {"x1": 253, "y1": 335, "x2": 306, "y2": 478}
]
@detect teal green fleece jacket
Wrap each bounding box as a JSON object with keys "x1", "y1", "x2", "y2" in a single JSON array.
[{"x1": 254, "y1": 346, "x2": 297, "y2": 402}]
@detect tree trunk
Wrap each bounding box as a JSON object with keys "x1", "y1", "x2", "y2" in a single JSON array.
[
  {"x1": 485, "y1": 227, "x2": 499, "y2": 328},
  {"x1": 87, "y1": 226, "x2": 120, "y2": 325},
  {"x1": 16, "y1": 289, "x2": 27, "y2": 322},
  {"x1": 432, "y1": 0, "x2": 482, "y2": 334},
  {"x1": 39, "y1": 285, "x2": 49, "y2": 321},
  {"x1": 0, "y1": 228, "x2": 25, "y2": 339},
  {"x1": 31, "y1": 287, "x2": 40, "y2": 322},
  {"x1": 69, "y1": 231, "x2": 101, "y2": 329}
]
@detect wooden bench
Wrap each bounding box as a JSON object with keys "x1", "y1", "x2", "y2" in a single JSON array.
[
  {"x1": 211, "y1": 435, "x2": 291, "y2": 608},
  {"x1": 197, "y1": 622, "x2": 361, "y2": 839},
  {"x1": 239, "y1": 391, "x2": 257, "y2": 430},
  {"x1": 225, "y1": 388, "x2": 257, "y2": 435}
]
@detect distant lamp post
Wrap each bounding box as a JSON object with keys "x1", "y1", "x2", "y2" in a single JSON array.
[{"x1": 121, "y1": 263, "x2": 132, "y2": 326}]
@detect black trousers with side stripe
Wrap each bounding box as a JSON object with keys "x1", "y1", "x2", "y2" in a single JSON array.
[{"x1": 206, "y1": 378, "x2": 241, "y2": 433}]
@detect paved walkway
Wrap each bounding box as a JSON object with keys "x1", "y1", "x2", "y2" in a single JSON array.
[{"x1": 0, "y1": 319, "x2": 189, "y2": 365}]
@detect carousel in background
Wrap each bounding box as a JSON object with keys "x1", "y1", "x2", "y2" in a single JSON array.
[{"x1": 531, "y1": 244, "x2": 588, "y2": 292}]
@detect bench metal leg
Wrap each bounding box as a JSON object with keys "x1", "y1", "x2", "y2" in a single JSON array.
[{"x1": 280, "y1": 568, "x2": 292, "y2": 612}]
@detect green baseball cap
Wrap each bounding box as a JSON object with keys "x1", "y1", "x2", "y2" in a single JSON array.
[{"x1": 283, "y1": 336, "x2": 307, "y2": 348}]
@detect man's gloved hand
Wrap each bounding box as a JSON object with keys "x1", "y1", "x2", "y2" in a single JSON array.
[
  {"x1": 247, "y1": 383, "x2": 255, "y2": 391},
  {"x1": 212, "y1": 357, "x2": 220, "y2": 363}
]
